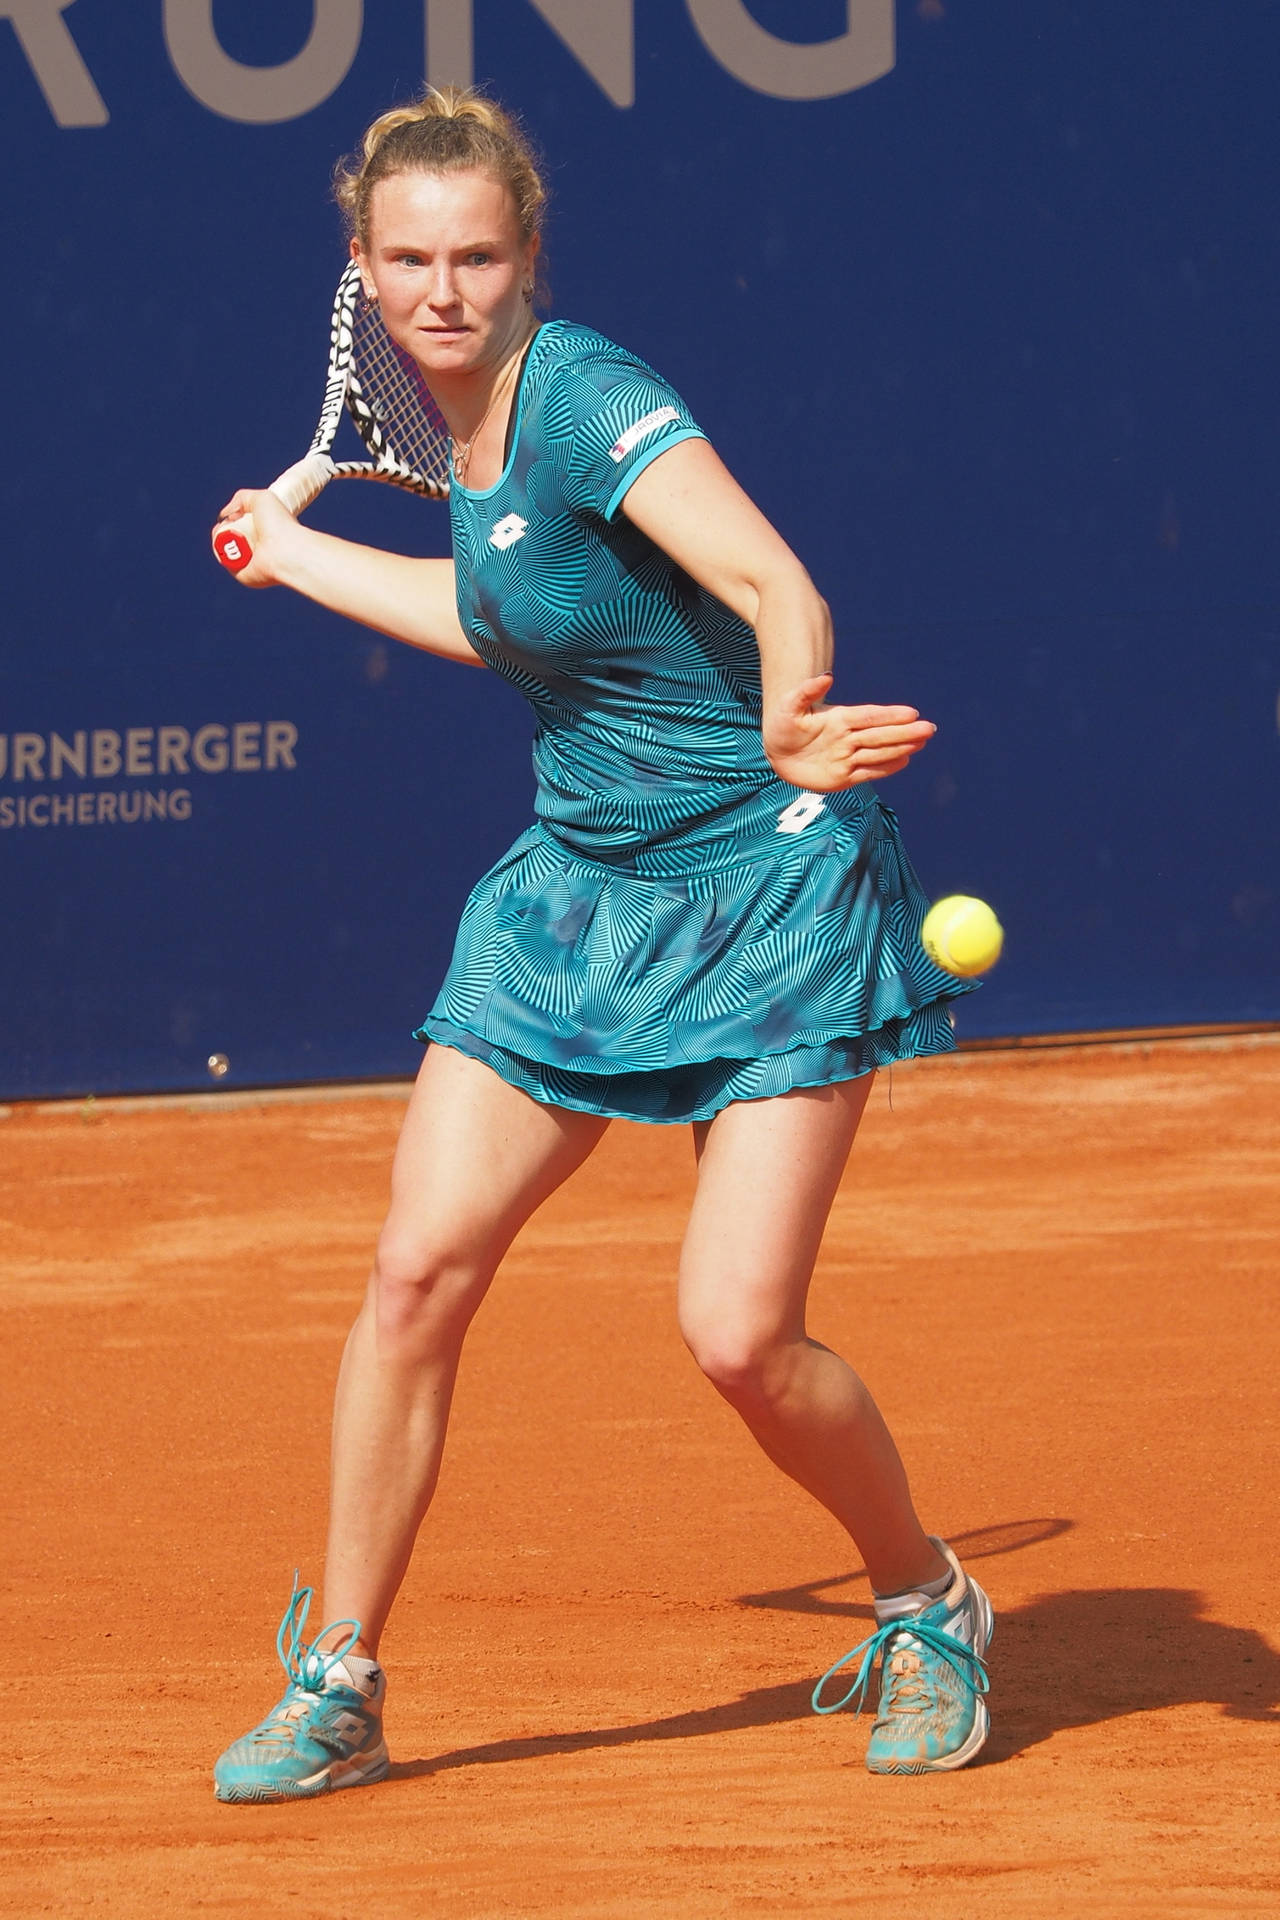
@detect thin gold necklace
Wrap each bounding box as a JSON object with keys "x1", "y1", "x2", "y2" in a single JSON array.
[{"x1": 452, "y1": 335, "x2": 532, "y2": 484}]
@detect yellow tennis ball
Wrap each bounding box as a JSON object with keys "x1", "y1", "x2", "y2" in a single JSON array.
[{"x1": 921, "y1": 894, "x2": 1004, "y2": 977}]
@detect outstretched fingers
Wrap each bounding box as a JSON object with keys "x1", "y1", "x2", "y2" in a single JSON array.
[{"x1": 764, "y1": 684, "x2": 937, "y2": 790}]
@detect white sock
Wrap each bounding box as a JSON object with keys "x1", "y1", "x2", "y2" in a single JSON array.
[
  {"x1": 873, "y1": 1563, "x2": 957, "y2": 1624},
  {"x1": 324, "y1": 1653, "x2": 384, "y2": 1699}
]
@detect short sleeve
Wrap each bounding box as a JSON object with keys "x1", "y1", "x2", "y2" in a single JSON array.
[{"x1": 557, "y1": 352, "x2": 707, "y2": 522}]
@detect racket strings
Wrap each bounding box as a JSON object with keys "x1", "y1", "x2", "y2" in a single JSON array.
[{"x1": 350, "y1": 304, "x2": 452, "y2": 493}]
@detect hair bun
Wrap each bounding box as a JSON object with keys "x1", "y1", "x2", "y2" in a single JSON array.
[{"x1": 335, "y1": 86, "x2": 548, "y2": 260}]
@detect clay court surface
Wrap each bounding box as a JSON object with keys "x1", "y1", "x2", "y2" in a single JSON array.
[{"x1": 3, "y1": 1037, "x2": 1278, "y2": 1917}]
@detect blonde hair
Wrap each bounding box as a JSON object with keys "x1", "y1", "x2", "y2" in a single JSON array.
[{"x1": 334, "y1": 85, "x2": 548, "y2": 252}]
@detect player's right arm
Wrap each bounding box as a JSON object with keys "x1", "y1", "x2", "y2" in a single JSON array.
[{"x1": 213, "y1": 487, "x2": 483, "y2": 668}]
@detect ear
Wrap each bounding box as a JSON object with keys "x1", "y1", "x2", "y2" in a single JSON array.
[
  {"x1": 349, "y1": 235, "x2": 378, "y2": 302},
  {"x1": 521, "y1": 231, "x2": 541, "y2": 301}
]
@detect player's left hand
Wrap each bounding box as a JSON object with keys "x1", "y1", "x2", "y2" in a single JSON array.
[{"x1": 763, "y1": 674, "x2": 937, "y2": 791}]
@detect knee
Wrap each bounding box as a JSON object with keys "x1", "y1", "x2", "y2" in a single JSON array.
[
  {"x1": 679, "y1": 1304, "x2": 789, "y2": 1405},
  {"x1": 370, "y1": 1229, "x2": 489, "y2": 1354}
]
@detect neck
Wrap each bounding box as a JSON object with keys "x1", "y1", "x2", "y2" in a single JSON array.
[
  {"x1": 444, "y1": 326, "x2": 536, "y2": 485},
  {"x1": 433, "y1": 322, "x2": 536, "y2": 446}
]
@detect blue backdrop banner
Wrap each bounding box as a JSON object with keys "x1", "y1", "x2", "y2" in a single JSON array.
[{"x1": 3, "y1": 2, "x2": 1277, "y2": 1097}]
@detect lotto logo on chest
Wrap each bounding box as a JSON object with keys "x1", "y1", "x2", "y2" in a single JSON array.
[
  {"x1": 777, "y1": 794, "x2": 827, "y2": 835},
  {"x1": 490, "y1": 514, "x2": 529, "y2": 550}
]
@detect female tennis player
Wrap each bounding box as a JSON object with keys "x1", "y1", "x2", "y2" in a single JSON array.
[{"x1": 211, "y1": 87, "x2": 992, "y2": 1800}]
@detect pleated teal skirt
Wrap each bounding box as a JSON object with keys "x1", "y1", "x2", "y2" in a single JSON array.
[{"x1": 416, "y1": 797, "x2": 975, "y2": 1124}]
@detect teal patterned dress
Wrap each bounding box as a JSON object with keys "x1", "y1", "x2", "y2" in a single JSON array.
[{"x1": 415, "y1": 321, "x2": 973, "y2": 1122}]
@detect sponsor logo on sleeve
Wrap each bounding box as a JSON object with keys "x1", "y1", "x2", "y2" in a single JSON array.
[{"x1": 609, "y1": 406, "x2": 680, "y2": 461}]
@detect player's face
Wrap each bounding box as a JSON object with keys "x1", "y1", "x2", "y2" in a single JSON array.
[{"x1": 354, "y1": 169, "x2": 536, "y2": 383}]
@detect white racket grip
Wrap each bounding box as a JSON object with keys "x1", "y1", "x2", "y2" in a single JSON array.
[
  {"x1": 270, "y1": 452, "x2": 336, "y2": 516},
  {"x1": 214, "y1": 452, "x2": 336, "y2": 576}
]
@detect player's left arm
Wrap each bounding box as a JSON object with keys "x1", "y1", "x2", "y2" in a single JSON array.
[{"x1": 620, "y1": 438, "x2": 934, "y2": 790}]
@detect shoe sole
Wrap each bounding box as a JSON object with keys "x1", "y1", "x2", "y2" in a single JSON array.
[
  {"x1": 215, "y1": 1738, "x2": 390, "y2": 1804},
  {"x1": 866, "y1": 1581, "x2": 995, "y2": 1776}
]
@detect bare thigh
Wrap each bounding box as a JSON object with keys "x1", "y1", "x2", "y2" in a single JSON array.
[
  {"x1": 679, "y1": 1076, "x2": 874, "y2": 1360},
  {"x1": 377, "y1": 1043, "x2": 611, "y2": 1294}
]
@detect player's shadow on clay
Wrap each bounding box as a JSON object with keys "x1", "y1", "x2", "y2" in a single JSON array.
[
  {"x1": 386, "y1": 1518, "x2": 1280, "y2": 1780},
  {"x1": 975, "y1": 1583, "x2": 1280, "y2": 1762}
]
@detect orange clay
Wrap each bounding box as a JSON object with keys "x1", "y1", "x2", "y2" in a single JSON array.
[{"x1": 3, "y1": 1036, "x2": 1278, "y2": 1915}]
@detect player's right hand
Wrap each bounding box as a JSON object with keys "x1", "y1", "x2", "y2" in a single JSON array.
[{"x1": 212, "y1": 486, "x2": 298, "y2": 587}]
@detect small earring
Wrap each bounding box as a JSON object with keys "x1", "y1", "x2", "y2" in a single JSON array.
[{"x1": 522, "y1": 284, "x2": 533, "y2": 304}]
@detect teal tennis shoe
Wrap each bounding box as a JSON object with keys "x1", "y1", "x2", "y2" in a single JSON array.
[
  {"x1": 214, "y1": 1577, "x2": 389, "y2": 1803},
  {"x1": 812, "y1": 1540, "x2": 993, "y2": 1774}
]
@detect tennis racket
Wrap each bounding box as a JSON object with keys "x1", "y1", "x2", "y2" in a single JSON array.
[{"x1": 213, "y1": 260, "x2": 451, "y2": 574}]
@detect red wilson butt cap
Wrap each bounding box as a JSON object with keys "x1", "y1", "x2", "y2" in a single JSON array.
[{"x1": 214, "y1": 525, "x2": 252, "y2": 574}]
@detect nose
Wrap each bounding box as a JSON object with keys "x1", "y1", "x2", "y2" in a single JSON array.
[{"x1": 426, "y1": 260, "x2": 460, "y2": 310}]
